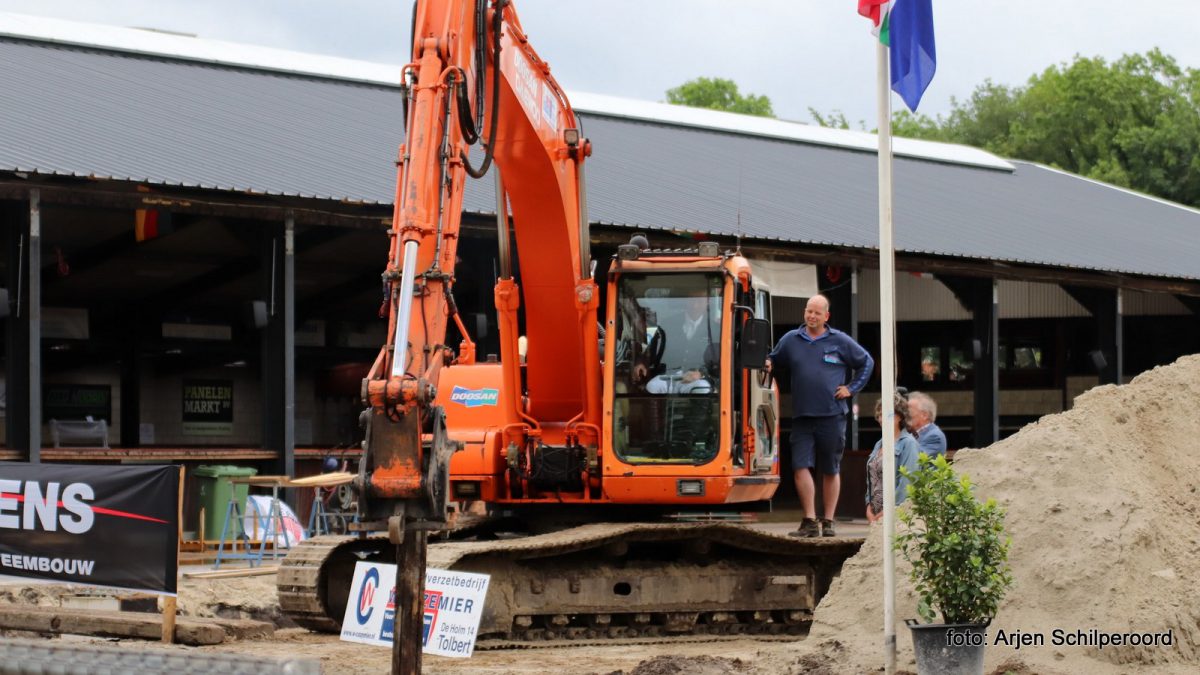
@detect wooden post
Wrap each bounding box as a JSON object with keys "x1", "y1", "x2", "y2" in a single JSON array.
[
  {"x1": 161, "y1": 596, "x2": 178, "y2": 643},
  {"x1": 162, "y1": 465, "x2": 184, "y2": 643},
  {"x1": 392, "y1": 531, "x2": 428, "y2": 675}
]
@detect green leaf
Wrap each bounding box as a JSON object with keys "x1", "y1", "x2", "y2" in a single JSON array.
[
  {"x1": 917, "y1": 598, "x2": 936, "y2": 623},
  {"x1": 893, "y1": 459, "x2": 1014, "y2": 624},
  {"x1": 665, "y1": 77, "x2": 775, "y2": 117},
  {"x1": 885, "y1": 49, "x2": 1200, "y2": 208}
]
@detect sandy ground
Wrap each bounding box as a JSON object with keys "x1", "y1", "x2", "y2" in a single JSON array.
[
  {"x1": 1, "y1": 524, "x2": 855, "y2": 674},
  {"x1": 0, "y1": 629, "x2": 824, "y2": 674},
  {"x1": 1, "y1": 572, "x2": 831, "y2": 675},
  {"x1": 807, "y1": 355, "x2": 1200, "y2": 674},
  {"x1": 5, "y1": 356, "x2": 1200, "y2": 673},
  {"x1": 196, "y1": 631, "x2": 805, "y2": 674}
]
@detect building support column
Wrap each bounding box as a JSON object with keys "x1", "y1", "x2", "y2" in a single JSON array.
[
  {"x1": 1176, "y1": 295, "x2": 1200, "y2": 355},
  {"x1": 849, "y1": 263, "x2": 860, "y2": 450},
  {"x1": 937, "y1": 275, "x2": 999, "y2": 448},
  {"x1": 5, "y1": 193, "x2": 41, "y2": 461},
  {"x1": 971, "y1": 279, "x2": 1000, "y2": 447},
  {"x1": 1175, "y1": 294, "x2": 1200, "y2": 317},
  {"x1": 819, "y1": 263, "x2": 860, "y2": 449},
  {"x1": 262, "y1": 214, "x2": 296, "y2": 493},
  {"x1": 1063, "y1": 285, "x2": 1122, "y2": 385},
  {"x1": 119, "y1": 320, "x2": 141, "y2": 448}
]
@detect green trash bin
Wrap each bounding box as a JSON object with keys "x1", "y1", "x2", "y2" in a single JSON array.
[{"x1": 194, "y1": 465, "x2": 258, "y2": 541}]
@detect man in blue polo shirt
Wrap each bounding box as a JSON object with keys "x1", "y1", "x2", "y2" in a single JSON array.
[{"x1": 767, "y1": 294, "x2": 874, "y2": 538}]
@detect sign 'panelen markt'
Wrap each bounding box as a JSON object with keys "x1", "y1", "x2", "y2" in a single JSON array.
[{"x1": 181, "y1": 379, "x2": 233, "y2": 436}]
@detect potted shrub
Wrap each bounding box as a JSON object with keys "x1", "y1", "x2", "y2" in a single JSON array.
[{"x1": 896, "y1": 454, "x2": 1013, "y2": 675}]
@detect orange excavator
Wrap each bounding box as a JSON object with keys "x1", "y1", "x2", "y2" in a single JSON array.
[{"x1": 278, "y1": 0, "x2": 860, "y2": 662}]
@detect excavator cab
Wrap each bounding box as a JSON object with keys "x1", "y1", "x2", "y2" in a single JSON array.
[
  {"x1": 601, "y1": 249, "x2": 779, "y2": 505},
  {"x1": 611, "y1": 272, "x2": 723, "y2": 464}
]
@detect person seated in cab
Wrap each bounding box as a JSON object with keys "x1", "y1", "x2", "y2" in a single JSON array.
[{"x1": 645, "y1": 368, "x2": 712, "y2": 394}]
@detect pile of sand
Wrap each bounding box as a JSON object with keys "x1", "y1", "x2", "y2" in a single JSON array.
[
  {"x1": 624, "y1": 655, "x2": 749, "y2": 675},
  {"x1": 0, "y1": 574, "x2": 286, "y2": 625},
  {"x1": 807, "y1": 354, "x2": 1200, "y2": 674},
  {"x1": 177, "y1": 574, "x2": 288, "y2": 625}
]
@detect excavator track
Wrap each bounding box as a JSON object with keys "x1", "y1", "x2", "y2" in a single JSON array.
[
  {"x1": 477, "y1": 633, "x2": 805, "y2": 650},
  {"x1": 277, "y1": 534, "x2": 393, "y2": 633},
  {"x1": 277, "y1": 523, "x2": 861, "y2": 643}
]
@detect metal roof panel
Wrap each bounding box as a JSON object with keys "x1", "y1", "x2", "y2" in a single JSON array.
[{"x1": 0, "y1": 32, "x2": 1198, "y2": 281}]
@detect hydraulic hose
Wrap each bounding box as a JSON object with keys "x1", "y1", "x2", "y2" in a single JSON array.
[{"x1": 463, "y1": 0, "x2": 506, "y2": 179}]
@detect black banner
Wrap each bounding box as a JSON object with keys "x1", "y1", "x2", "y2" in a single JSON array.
[{"x1": 0, "y1": 463, "x2": 179, "y2": 594}]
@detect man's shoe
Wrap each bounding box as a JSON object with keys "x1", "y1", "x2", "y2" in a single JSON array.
[
  {"x1": 789, "y1": 518, "x2": 821, "y2": 538},
  {"x1": 821, "y1": 519, "x2": 836, "y2": 537}
]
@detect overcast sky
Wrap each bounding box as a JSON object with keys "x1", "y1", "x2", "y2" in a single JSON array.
[{"x1": 2, "y1": 1, "x2": 1198, "y2": 126}]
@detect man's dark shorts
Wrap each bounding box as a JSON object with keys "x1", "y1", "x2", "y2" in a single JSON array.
[{"x1": 790, "y1": 415, "x2": 846, "y2": 475}]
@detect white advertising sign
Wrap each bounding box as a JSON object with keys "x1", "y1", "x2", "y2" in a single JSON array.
[{"x1": 339, "y1": 561, "x2": 490, "y2": 658}]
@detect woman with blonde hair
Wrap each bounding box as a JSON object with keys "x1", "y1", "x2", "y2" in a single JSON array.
[{"x1": 864, "y1": 393, "x2": 920, "y2": 523}]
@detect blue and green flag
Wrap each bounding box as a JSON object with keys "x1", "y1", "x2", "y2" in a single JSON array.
[{"x1": 858, "y1": 0, "x2": 937, "y2": 111}]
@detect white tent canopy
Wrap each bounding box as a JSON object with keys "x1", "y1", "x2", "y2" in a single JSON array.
[{"x1": 748, "y1": 259, "x2": 819, "y2": 299}]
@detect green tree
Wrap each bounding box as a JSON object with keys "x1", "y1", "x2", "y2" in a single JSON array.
[
  {"x1": 666, "y1": 77, "x2": 774, "y2": 117},
  {"x1": 808, "y1": 107, "x2": 854, "y2": 130},
  {"x1": 890, "y1": 109, "x2": 949, "y2": 140},
  {"x1": 873, "y1": 50, "x2": 1200, "y2": 207},
  {"x1": 1002, "y1": 50, "x2": 1200, "y2": 206}
]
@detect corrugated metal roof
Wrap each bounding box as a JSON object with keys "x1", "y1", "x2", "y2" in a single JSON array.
[
  {"x1": 0, "y1": 12, "x2": 1011, "y2": 171},
  {"x1": 1, "y1": 29, "x2": 1199, "y2": 281},
  {"x1": 568, "y1": 92, "x2": 1013, "y2": 171},
  {"x1": 579, "y1": 115, "x2": 1200, "y2": 280},
  {"x1": 0, "y1": 38, "x2": 401, "y2": 202}
]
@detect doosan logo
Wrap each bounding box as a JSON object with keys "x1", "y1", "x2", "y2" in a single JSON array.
[{"x1": 449, "y1": 386, "x2": 499, "y2": 408}]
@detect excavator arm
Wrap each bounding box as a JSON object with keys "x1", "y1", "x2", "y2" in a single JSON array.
[
  {"x1": 359, "y1": 0, "x2": 594, "y2": 523},
  {"x1": 352, "y1": 2, "x2": 593, "y2": 671}
]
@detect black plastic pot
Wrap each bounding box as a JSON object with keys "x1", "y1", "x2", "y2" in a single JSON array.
[{"x1": 906, "y1": 620, "x2": 987, "y2": 675}]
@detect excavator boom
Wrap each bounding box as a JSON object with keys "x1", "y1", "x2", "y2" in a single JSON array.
[{"x1": 358, "y1": 0, "x2": 597, "y2": 528}]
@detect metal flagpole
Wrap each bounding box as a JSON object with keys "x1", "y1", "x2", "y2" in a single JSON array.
[{"x1": 876, "y1": 36, "x2": 899, "y2": 675}]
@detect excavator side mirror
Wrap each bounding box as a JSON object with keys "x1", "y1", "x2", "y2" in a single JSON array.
[{"x1": 739, "y1": 318, "x2": 771, "y2": 369}]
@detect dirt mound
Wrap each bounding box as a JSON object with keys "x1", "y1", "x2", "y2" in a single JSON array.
[
  {"x1": 0, "y1": 586, "x2": 66, "y2": 607},
  {"x1": 0, "y1": 573, "x2": 289, "y2": 627},
  {"x1": 808, "y1": 354, "x2": 1200, "y2": 674},
  {"x1": 177, "y1": 574, "x2": 292, "y2": 626},
  {"x1": 623, "y1": 655, "x2": 749, "y2": 675}
]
